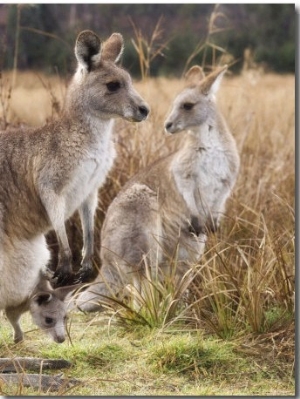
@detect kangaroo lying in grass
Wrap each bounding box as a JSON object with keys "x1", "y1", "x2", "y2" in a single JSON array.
[
  {"x1": 0, "y1": 30, "x2": 149, "y2": 289},
  {"x1": 72, "y1": 65, "x2": 240, "y2": 312}
]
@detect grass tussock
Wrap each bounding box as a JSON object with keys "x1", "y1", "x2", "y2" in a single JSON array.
[
  {"x1": 0, "y1": 70, "x2": 295, "y2": 396},
  {"x1": 148, "y1": 333, "x2": 236, "y2": 376}
]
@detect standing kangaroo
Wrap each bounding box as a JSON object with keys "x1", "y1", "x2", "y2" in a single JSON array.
[
  {"x1": 71, "y1": 65, "x2": 240, "y2": 312},
  {"x1": 0, "y1": 30, "x2": 149, "y2": 288}
]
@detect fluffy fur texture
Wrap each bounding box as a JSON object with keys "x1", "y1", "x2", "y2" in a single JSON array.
[
  {"x1": 0, "y1": 30, "x2": 149, "y2": 340},
  {"x1": 72, "y1": 65, "x2": 240, "y2": 312}
]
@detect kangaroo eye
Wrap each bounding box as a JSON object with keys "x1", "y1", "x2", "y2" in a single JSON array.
[
  {"x1": 183, "y1": 102, "x2": 194, "y2": 111},
  {"x1": 45, "y1": 317, "x2": 54, "y2": 325},
  {"x1": 106, "y1": 81, "x2": 121, "y2": 92}
]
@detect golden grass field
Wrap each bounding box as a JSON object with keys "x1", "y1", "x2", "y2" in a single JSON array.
[{"x1": 0, "y1": 69, "x2": 295, "y2": 395}]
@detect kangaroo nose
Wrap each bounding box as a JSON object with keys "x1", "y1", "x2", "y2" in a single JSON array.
[
  {"x1": 165, "y1": 122, "x2": 173, "y2": 131},
  {"x1": 138, "y1": 105, "x2": 149, "y2": 118},
  {"x1": 55, "y1": 335, "x2": 65, "y2": 343}
]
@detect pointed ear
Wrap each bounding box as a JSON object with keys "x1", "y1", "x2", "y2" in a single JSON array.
[
  {"x1": 200, "y1": 65, "x2": 228, "y2": 96},
  {"x1": 54, "y1": 284, "x2": 83, "y2": 301},
  {"x1": 101, "y1": 33, "x2": 124, "y2": 63},
  {"x1": 34, "y1": 272, "x2": 52, "y2": 292},
  {"x1": 75, "y1": 30, "x2": 102, "y2": 72},
  {"x1": 32, "y1": 292, "x2": 53, "y2": 306},
  {"x1": 184, "y1": 65, "x2": 205, "y2": 85}
]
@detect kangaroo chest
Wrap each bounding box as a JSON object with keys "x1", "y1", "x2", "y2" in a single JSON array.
[
  {"x1": 64, "y1": 135, "x2": 116, "y2": 217},
  {"x1": 172, "y1": 143, "x2": 231, "y2": 212},
  {"x1": 196, "y1": 146, "x2": 230, "y2": 190}
]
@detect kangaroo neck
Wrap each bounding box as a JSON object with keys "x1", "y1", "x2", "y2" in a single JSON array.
[
  {"x1": 187, "y1": 121, "x2": 221, "y2": 149},
  {"x1": 63, "y1": 86, "x2": 115, "y2": 140},
  {"x1": 84, "y1": 114, "x2": 115, "y2": 140},
  {"x1": 63, "y1": 107, "x2": 115, "y2": 142}
]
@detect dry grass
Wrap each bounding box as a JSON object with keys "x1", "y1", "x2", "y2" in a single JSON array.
[
  {"x1": 0, "y1": 71, "x2": 65, "y2": 128},
  {"x1": 0, "y1": 70, "x2": 295, "y2": 395}
]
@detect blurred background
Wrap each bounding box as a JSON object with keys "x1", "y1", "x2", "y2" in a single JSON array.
[{"x1": 0, "y1": 4, "x2": 295, "y2": 78}]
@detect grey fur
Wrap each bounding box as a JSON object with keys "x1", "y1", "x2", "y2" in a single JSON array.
[
  {"x1": 3, "y1": 272, "x2": 78, "y2": 343},
  {"x1": 0, "y1": 30, "x2": 148, "y2": 340},
  {"x1": 73, "y1": 66, "x2": 239, "y2": 312}
]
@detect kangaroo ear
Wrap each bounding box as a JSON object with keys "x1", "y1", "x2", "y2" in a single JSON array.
[
  {"x1": 54, "y1": 284, "x2": 83, "y2": 301},
  {"x1": 185, "y1": 65, "x2": 205, "y2": 85},
  {"x1": 32, "y1": 292, "x2": 53, "y2": 306},
  {"x1": 101, "y1": 33, "x2": 124, "y2": 63},
  {"x1": 75, "y1": 30, "x2": 102, "y2": 72},
  {"x1": 33, "y1": 271, "x2": 53, "y2": 292},
  {"x1": 200, "y1": 65, "x2": 228, "y2": 96}
]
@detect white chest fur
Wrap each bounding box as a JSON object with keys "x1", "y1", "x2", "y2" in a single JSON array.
[
  {"x1": 171, "y1": 127, "x2": 232, "y2": 216},
  {"x1": 64, "y1": 120, "x2": 116, "y2": 218}
]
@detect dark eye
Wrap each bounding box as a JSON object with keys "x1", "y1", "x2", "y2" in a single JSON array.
[
  {"x1": 45, "y1": 317, "x2": 54, "y2": 325},
  {"x1": 106, "y1": 81, "x2": 121, "y2": 92},
  {"x1": 183, "y1": 103, "x2": 194, "y2": 111}
]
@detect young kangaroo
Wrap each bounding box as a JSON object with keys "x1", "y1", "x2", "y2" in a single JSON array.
[
  {"x1": 72, "y1": 65, "x2": 240, "y2": 312},
  {"x1": 0, "y1": 30, "x2": 149, "y2": 287},
  {"x1": 0, "y1": 236, "x2": 78, "y2": 343}
]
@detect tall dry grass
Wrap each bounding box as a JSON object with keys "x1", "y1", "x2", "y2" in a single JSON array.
[
  {"x1": 0, "y1": 70, "x2": 295, "y2": 355},
  {"x1": 0, "y1": 71, "x2": 65, "y2": 128}
]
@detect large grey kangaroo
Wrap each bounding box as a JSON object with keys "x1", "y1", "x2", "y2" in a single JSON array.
[
  {"x1": 71, "y1": 65, "x2": 240, "y2": 312},
  {"x1": 0, "y1": 30, "x2": 149, "y2": 289}
]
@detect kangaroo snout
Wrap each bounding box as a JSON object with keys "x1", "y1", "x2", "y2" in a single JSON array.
[
  {"x1": 164, "y1": 112, "x2": 182, "y2": 133},
  {"x1": 54, "y1": 333, "x2": 66, "y2": 343},
  {"x1": 165, "y1": 121, "x2": 173, "y2": 132},
  {"x1": 124, "y1": 100, "x2": 149, "y2": 123},
  {"x1": 129, "y1": 103, "x2": 150, "y2": 122},
  {"x1": 138, "y1": 104, "x2": 150, "y2": 120},
  {"x1": 164, "y1": 120, "x2": 180, "y2": 134}
]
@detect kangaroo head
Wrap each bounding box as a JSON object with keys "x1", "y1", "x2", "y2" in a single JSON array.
[
  {"x1": 29, "y1": 279, "x2": 79, "y2": 343},
  {"x1": 164, "y1": 65, "x2": 227, "y2": 134},
  {"x1": 67, "y1": 30, "x2": 149, "y2": 122}
]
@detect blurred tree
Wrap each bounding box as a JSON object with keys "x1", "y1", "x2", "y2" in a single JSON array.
[
  {"x1": 218, "y1": 4, "x2": 295, "y2": 73},
  {"x1": 249, "y1": 4, "x2": 295, "y2": 72},
  {"x1": 1, "y1": 4, "x2": 295, "y2": 76},
  {"x1": 5, "y1": 4, "x2": 74, "y2": 74}
]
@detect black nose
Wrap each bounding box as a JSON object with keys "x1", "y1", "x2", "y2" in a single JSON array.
[
  {"x1": 165, "y1": 122, "x2": 172, "y2": 131},
  {"x1": 138, "y1": 105, "x2": 149, "y2": 118},
  {"x1": 55, "y1": 335, "x2": 65, "y2": 343}
]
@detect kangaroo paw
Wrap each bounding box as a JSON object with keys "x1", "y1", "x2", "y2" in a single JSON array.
[
  {"x1": 75, "y1": 266, "x2": 96, "y2": 284},
  {"x1": 51, "y1": 269, "x2": 77, "y2": 288},
  {"x1": 189, "y1": 216, "x2": 205, "y2": 236}
]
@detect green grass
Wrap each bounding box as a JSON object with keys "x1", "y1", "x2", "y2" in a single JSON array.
[{"x1": 0, "y1": 309, "x2": 294, "y2": 396}]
